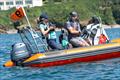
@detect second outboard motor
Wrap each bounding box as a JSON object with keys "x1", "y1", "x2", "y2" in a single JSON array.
[{"x1": 11, "y1": 43, "x2": 31, "y2": 65}]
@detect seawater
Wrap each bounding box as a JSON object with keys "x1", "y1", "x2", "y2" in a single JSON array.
[{"x1": 0, "y1": 28, "x2": 120, "y2": 80}]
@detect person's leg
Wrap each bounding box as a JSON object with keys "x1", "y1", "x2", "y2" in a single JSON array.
[
  {"x1": 84, "y1": 37, "x2": 92, "y2": 45},
  {"x1": 48, "y1": 39, "x2": 62, "y2": 50},
  {"x1": 70, "y1": 38, "x2": 81, "y2": 47},
  {"x1": 68, "y1": 43, "x2": 73, "y2": 49},
  {"x1": 78, "y1": 37, "x2": 90, "y2": 46},
  {"x1": 70, "y1": 37, "x2": 89, "y2": 47}
]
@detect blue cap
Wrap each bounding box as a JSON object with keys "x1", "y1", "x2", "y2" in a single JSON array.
[{"x1": 40, "y1": 13, "x2": 48, "y2": 20}]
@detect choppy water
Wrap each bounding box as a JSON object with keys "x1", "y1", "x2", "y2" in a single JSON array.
[{"x1": 0, "y1": 28, "x2": 120, "y2": 80}]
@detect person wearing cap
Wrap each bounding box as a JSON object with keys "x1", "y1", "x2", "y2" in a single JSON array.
[
  {"x1": 65, "y1": 11, "x2": 90, "y2": 47},
  {"x1": 38, "y1": 14, "x2": 62, "y2": 50}
]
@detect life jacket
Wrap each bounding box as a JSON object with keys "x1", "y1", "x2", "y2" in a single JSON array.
[
  {"x1": 98, "y1": 34, "x2": 109, "y2": 44},
  {"x1": 39, "y1": 22, "x2": 57, "y2": 40}
]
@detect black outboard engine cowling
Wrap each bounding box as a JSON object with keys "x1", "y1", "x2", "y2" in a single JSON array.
[{"x1": 11, "y1": 43, "x2": 31, "y2": 65}]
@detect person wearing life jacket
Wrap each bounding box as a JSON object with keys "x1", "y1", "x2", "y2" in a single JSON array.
[
  {"x1": 38, "y1": 13, "x2": 62, "y2": 50},
  {"x1": 84, "y1": 16, "x2": 109, "y2": 45},
  {"x1": 59, "y1": 29, "x2": 72, "y2": 49},
  {"x1": 65, "y1": 11, "x2": 90, "y2": 47}
]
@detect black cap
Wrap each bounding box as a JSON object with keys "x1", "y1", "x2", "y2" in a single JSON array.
[
  {"x1": 70, "y1": 11, "x2": 78, "y2": 17},
  {"x1": 92, "y1": 16, "x2": 99, "y2": 24}
]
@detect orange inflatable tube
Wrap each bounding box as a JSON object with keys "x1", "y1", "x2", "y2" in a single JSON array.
[{"x1": 3, "y1": 60, "x2": 15, "y2": 67}]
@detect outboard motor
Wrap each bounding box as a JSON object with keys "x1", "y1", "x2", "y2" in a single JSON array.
[{"x1": 11, "y1": 43, "x2": 31, "y2": 65}]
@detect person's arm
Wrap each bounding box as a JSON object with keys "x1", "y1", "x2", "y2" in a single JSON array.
[
  {"x1": 66, "y1": 22, "x2": 81, "y2": 35},
  {"x1": 41, "y1": 27, "x2": 55, "y2": 36},
  {"x1": 39, "y1": 24, "x2": 52, "y2": 36},
  {"x1": 68, "y1": 27, "x2": 80, "y2": 34},
  {"x1": 40, "y1": 27, "x2": 50, "y2": 36}
]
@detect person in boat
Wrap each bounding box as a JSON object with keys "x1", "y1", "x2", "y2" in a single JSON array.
[
  {"x1": 59, "y1": 29, "x2": 72, "y2": 49},
  {"x1": 65, "y1": 11, "x2": 90, "y2": 47},
  {"x1": 83, "y1": 16, "x2": 110, "y2": 45},
  {"x1": 38, "y1": 13, "x2": 62, "y2": 50}
]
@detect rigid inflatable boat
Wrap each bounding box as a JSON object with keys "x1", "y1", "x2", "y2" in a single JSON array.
[
  {"x1": 4, "y1": 8, "x2": 120, "y2": 68},
  {"x1": 3, "y1": 38, "x2": 120, "y2": 68}
]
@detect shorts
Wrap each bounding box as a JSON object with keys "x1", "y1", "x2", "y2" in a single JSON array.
[{"x1": 70, "y1": 37, "x2": 86, "y2": 47}]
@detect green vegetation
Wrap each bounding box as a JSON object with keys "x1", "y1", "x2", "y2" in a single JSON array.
[{"x1": 0, "y1": 0, "x2": 120, "y2": 29}]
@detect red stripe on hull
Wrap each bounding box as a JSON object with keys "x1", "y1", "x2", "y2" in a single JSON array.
[{"x1": 28, "y1": 51, "x2": 120, "y2": 68}]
